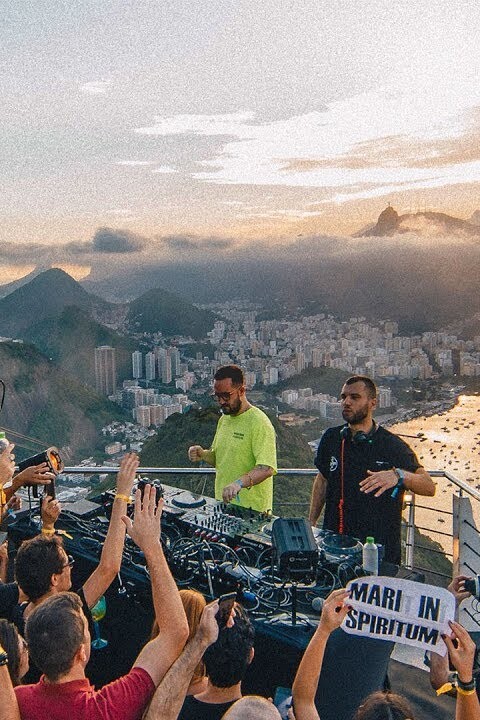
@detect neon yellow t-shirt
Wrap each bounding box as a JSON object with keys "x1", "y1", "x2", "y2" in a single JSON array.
[{"x1": 211, "y1": 406, "x2": 277, "y2": 513}]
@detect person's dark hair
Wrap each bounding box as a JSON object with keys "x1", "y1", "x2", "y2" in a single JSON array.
[
  {"x1": 15, "y1": 535, "x2": 65, "y2": 601},
  {"x1": 345, "y1": 375, "x2": 377, "y2": 399},
  {"x1": 354, "y1": 691, "x2": 416, "y2": 720},
  {"x1": 25, "y1": 592, "x2": 86, "y2": 681},
  {"x1": 0, "y1": 620, "x2": 23, "y2": 686},
  {"x1": 203, "y1": 604, "x2": 254, "y2": 688},
  {"x1": 214, "y1": 365, "x2": 245, "y2": 387}
]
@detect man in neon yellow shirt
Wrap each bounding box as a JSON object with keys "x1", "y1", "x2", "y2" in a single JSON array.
[{"x1": 188, "y1": 365, "x2": 277, "y2": 513}]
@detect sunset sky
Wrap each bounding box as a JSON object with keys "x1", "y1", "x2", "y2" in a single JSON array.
[{"x1": 2, "y1": 0, "x2": 480, "y2": 280}]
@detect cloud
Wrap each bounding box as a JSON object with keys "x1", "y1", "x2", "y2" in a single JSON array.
[
  {"x1": 92, "y1": 228, "x2": 147, "y2": 253},
  {"x1": 158, "y1": 235, "x2": 236, "y2": 252},
  {"x1": 132, "y1": 50, "x2": 480, "y2": 206},
  {"x1": 115, "y1": 160, "x2": 155, "y2": 167},
  {"x1": 152, "y1": 166, "x2": 176, "y2": 174},
  {"x1": 79, "y1": 80, "x2": 111, "y2": 95},
  {"x1": 135, "y1": 112, "x2": 256, "y2": 137}
]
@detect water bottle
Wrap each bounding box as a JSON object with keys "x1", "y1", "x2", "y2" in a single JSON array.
[
  {"x1": 362, "y1": 536, "x2": 379, "y2": 575},
  {"x1": 0, "y1": 431, "x2": 9, "y2": 453}
]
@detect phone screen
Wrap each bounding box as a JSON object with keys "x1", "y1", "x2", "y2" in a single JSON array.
[
  {"x1": 216, "y1": 592, "x2": 236, "y2": 629},
  {"x1": 273, "y1": 686, "x2": 292, "y2": 720}
]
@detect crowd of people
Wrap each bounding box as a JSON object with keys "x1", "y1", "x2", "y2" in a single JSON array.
[{"x1": 0, "y1": 367, "x2": 478, "y2": 720}]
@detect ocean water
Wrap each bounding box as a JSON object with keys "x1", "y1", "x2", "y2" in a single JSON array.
[{"x1": 391, "y1": 394, "x2": 480, "y2": 557}]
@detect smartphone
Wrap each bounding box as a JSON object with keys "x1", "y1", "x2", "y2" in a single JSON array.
[
  {"x1": 137, "y1": 478, "x2": 164, "y2": 505},
  {"x1": 0, "y1": 531, "x2": 8, "y2": 546},
  {"x1": 273, "y1": 686, "x2": 292, "y2": 720},
  {"x1": 215, "y1": 592, "x2": 236, "y2": 629}
]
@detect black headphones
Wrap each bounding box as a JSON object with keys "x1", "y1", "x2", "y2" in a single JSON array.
[{"x1": 340, "y1": 422, "x2": 377, "y2": 445}]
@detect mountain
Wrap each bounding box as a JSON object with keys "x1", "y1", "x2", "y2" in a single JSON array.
[
  {"x1": 127, "y1": 287, "x2": 217, "y2": 339},
  {"x1": 0, "y1": 268, "x2": 47, "y2": 299},
  {"x1": 0, "y1": 341, "x2": 128, "y2": 463},
  {"x1": 24, "y1": 306, "x2": 136, "y2": 386},
  {"x1": 358, "y1": 206, "x2": 480, "y2": 238},
  {"x1": 0, "y1": 268, "x2": 218, "y2": 388},
  {"x1": 0, "y1": 268, "x2": 110, "y2": 337},
  {"x1": 139, "y1": 405, "x2": 315, "y2": 514}
]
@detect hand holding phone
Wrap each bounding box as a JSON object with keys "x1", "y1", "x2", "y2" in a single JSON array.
[
  {"x1": 215, "y1": 592, "x2": 236, "y2": 629},
  {"x1": 273, "y1": 686, "x2": 293, "y2": 720}
]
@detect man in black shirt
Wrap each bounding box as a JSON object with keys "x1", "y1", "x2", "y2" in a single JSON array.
[{"x1": 309, "y1": 375, "x2": 435, "y2": 564}]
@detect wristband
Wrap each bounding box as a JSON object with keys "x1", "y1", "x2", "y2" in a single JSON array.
[
  {"x1": 458, "y1": 677, "x2": 476, "y2": 692},
  {"x1": 0, "y1": 652, "x2": 8, "y2": 667},
  {"x1": 234, "y1": 479, "x2": 243, "y2": 492},
  {"x1": 41, "y1": 527, "x2": 55, "y2": 535},
  {"x1": 391, "y1": 468, "x2": 405, "y2": 499},
  {"x1": 115, "y1": 493, "x2": 133, "y2": 503},
  {"x1": 457, "y1": 686, "x2": 476, "y2": 696}
]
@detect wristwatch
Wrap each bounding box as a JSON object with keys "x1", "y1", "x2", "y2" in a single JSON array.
[{"x1": 391, "y1": 468, "x2": 405, "y2": 499}]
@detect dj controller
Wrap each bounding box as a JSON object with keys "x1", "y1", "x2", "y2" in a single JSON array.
[
  {"x1": 6, "y1": 481, "x2": 424, "y2": 694},
  {"x1": 8, "y1": 480, "x2": 419, "y2": 625}
]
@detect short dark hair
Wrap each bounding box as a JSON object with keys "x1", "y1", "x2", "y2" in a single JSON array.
[
  {"x1": 25, "y1": 592, "x2": 86, "y2": 682},
  {"x1": 203, "y1": 605, "x2": 254, "y2": 688},
  {"x1": 214, "y1": 365, "x2": 245, "y2": 386},
  {"x1": 354, "y1": 691, "x2": 416, "y2": 720},
  {"x1": 344, "y1": 375, "x2": 377, "y2": 399},
  {"x1": 15, "y1": 535, "x2": 65, "y2": 601},
  {"x1": 0, "y1": 620, "x2": 23, "y2": 686}
]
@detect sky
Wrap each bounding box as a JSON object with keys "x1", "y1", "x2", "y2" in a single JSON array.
[{"x1": 2, "y1": 0, "x2": 480, "y2": 281}]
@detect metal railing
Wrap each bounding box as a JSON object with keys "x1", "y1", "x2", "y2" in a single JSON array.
[{"x1": 55, "y1": 465, "x2": 480, "y2": 592}]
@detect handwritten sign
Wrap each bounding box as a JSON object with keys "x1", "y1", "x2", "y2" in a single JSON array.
[{"x1": 341, "y1": 576, "x2": 455, "y2": 656}]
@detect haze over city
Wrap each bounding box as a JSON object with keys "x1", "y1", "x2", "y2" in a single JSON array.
[{"x1": 3, "y1": 1, "x2": 480, "y2": 286}]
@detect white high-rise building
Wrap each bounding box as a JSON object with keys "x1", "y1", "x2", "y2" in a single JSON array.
[
  {"x1": 132, "y1": 351, "x2": 143, "y2": 379},
  {"x1": 95, "y1": 346, "x2": 117, "y2": 396},
  {"x1": 145, "y1": 352, "x2": 156, "y2": 380}
]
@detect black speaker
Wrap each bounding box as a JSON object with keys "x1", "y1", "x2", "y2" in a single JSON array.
[{"x1": 271, "y1": 518, "x2": 319, "y2": 580}]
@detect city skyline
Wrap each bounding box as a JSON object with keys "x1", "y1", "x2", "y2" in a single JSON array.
[{"x1": 3, "y1": 1, "x2": 480, "y2": 284}]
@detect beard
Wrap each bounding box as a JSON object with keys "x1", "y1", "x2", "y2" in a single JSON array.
[
  {"x1": 221, "y1": 396, "x2": 242, "y2": 415},
  {"x1": 342, "y1": 404, "x2": 370, "y2": 425}
]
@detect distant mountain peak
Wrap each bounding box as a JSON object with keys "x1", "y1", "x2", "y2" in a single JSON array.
[{"x1": 357, "y1": 205, "x2": 480, "y2": 238}]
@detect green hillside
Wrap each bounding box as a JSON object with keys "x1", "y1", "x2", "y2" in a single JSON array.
[
  {"x1": 127, "y1": 287, "x2": 217, "y2": 339},
  {"x1": 0, "y1": 341, "x2": 128, "y2": 463},
  {"x1": 25, "y1": 305, "x2": 136, "y2": 387},
  {"x1": 139, "y1": 405, "x2": 315, "y2": 514}
]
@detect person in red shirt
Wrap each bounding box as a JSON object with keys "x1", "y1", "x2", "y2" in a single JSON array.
[{"x1": 14, "y1": 484, "x2": 189, "y2": 720}]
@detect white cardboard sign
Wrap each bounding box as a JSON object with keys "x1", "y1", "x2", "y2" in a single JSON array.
[{"x1": 341, "y1": 576, "x2": 455, "y2": 656}]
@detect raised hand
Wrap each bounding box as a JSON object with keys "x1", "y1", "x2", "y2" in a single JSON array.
[{"x1": 121, "y1": 484, "x2": 163, "y2": 553}]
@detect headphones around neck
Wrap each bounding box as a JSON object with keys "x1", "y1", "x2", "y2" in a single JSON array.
[{"x1": 340, "y1": 421, "x2": 377, "y2": 445}]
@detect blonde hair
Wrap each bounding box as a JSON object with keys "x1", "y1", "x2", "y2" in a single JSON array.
[{"x1": 151, "y1": 588, "x2": 207, "y2": 681}]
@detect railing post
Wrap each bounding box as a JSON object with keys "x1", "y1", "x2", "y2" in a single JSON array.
[
  {"x1": 453, "y1": 492, "x2": 480, "y2": 632},
  {"x1": 404, "y1": 493, "x2": 415, "y2": 570}
]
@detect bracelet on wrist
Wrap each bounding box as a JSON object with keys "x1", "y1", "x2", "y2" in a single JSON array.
[
  {"x1": 234, "y1": 479, "x2": 243, "y2": 491},
  {"x1": 0, "y1": 651, "x2": 8, "y2": 667},
  {"x1": 391, "y1": 468, "x2": 405, "y2": 499},
  {"x1": 115, "y1": 493, "x2": 133, "y2": 503},
  {"x1": 457, "y1": 686, "x2": 476, "y2": 696},
  {"x1": 457, "y1": 677, "x2": 476, "y2": 692}
]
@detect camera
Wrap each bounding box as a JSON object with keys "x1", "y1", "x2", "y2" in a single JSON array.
[
  {"x1": 464, "y1": 575, "x2": 480, "y2": 600},
  {"x1": 17, "y1": 447, "x2": 64, "y2": 499}
]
